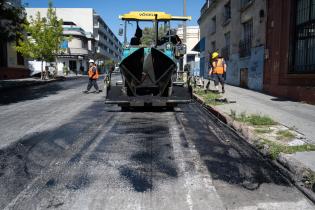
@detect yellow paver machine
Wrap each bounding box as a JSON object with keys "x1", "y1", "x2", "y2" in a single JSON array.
[{"x1": 105, "y1": 11, "x2": 193, "y2": 110}]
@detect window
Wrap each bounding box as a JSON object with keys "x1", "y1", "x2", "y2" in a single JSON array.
[
  {"x1": 0, "y1": 41, "x2": 7, "y2": 67},
  {"x1": 186, "y1": 54, "x2": 196, "y2": 63},
  {"x1": 241, "y1": 0, "x2": 252, "y2": 9},
  {"x1": 224, "y1": 1, "x2": 231, "y2": 22},
  {"x1": 211, "y1": 16, "x2": 216, "y2": 34},
  {"x1": 293, "y1": 0, "x2": 315, "y2": 73},
  {"x1": 17, "y1": 52, "x2": 24, "y2": 65},
  {"x1": 239, "y1": 19, "x2": 253, "y2": 57},
  {"x1": 222, "y1": 32, "x2": 231, "y2": 60},
  {"x1": 211, "y1": 41, "x2": 216, "y2": 52},
  {"x1": 225, "y1": 32, "x2": 231, "y2": 47}
]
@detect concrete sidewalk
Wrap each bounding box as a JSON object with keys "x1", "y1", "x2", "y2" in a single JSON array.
[
  {"x1": 208, "y1": 84, "x2": 315, "y2": 187},
  {"x1": 219, "y1": 84, "x2": 315, "y2": 145}
]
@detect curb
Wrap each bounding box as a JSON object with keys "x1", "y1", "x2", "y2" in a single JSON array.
[{"x1": 193, "y1": 93, "x2": 315, "y2": 203}]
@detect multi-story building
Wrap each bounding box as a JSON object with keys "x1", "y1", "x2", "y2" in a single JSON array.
[
  {"x1": 264, "y1": 0, "x2": 315, "y2": 104},
  {"x1": 198, "y1": 0, "x2": 267, "y2": 91},
  {"x1": 0, "y1": 0, "x2": 29, "y2": 79},
  {"x1": 26, "y1": 8, "x2": 122, "y2": 74},
  {"x1": 176, "y1": 26, "x2": 200, "y2": 71}
]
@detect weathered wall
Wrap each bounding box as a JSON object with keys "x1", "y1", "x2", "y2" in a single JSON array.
[
  {"x1": 198, "y1": 0, "x2": 266, "y2": 91},
  {"x1": 264, "y1": 0, "x2": 315, "y2": 104},
  {"x1": 226, "y1": 46, "x2": 264, "y2": 90}
]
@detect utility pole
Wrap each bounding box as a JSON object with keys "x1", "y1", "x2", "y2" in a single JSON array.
[{"x1": 183, "y1": 0, "x2": 187, "y2": 44}]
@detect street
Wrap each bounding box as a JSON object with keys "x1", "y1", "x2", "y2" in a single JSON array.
[{"x1": 0, "y1": 76, "x2": 313, "y2": 210}]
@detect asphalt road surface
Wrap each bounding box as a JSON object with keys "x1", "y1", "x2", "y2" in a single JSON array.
[{"x1": 0, "y1": 75, "x2": 314, "y2": 210}]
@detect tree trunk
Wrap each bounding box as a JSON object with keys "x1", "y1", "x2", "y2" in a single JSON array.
[
  {"x1": 41, "y1": 61, "x2": 44, "y2": 80},
  {"x1": 55, "y1": 57, "x2": 58, "y2": 77}
]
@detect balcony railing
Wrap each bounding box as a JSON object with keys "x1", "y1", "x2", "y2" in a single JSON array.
[
  {"x1": 221, "y1": 46, "x2": 230, "y2": 60},
  {"x1": 239, "y1": 38, "x2": 252, "y2": 58},
  {"x1": 241, "y1": 0, "x2": 254, "y2": 10},
  {"x1": 200, "y1": 0, "x2": 217, "y2": 16}
]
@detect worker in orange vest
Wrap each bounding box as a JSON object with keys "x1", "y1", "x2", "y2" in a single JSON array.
[
  {"x1": 209, "y1": 52, "x2": 227, "y2": 93},
  {"x1": 83, "y1": 59, "x2": 100, "y2": 93}
]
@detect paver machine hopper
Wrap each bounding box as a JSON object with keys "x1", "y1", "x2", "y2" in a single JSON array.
[{"x1": 105, "y1": 11, "x2": 193, "y2": 109}]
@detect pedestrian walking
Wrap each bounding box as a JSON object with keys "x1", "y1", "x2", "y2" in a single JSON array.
[
  {"x1": 204, "y1": 51, "x2": 214, "y2": 93},
  {"x1": 208, "y1": 51, "x2": 227, "y2": 93},
  {"x1": 80, "y1": 65, "x2": 84, "y2": 75},
  {"x1": 63, "y1": 62, "x2": 70, "y2": 76},
  {"x1": 83, "y1": 59, "x2": 100, "y2": 94}
]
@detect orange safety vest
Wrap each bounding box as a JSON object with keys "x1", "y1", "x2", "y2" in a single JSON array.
[
  {"x1": 88, "y1": 66, "x2": 99, "y2": 79},
  {"x1": 212, "y1": 58, "x2": 225, "y2": 75}
]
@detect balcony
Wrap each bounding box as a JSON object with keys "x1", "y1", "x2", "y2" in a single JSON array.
[
  {"x1": 239, "y1": 38, "x2": 252, "y2": 58},
  {"x1": 200, "y1": 0, "x2": 218, "y2": 16},
  {"x1": 221, "y1": 46, "x2": 230, "y2": 60},
  {"x1": 240, "y1": 0, "x2": 254, "y2": 12}
]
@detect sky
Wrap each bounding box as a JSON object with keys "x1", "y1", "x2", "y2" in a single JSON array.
[{"x1": 22, "y1": 0, "x2": 205, "y2": 41}]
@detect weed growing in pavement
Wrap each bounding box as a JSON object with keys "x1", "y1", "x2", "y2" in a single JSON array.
[
  {"x1": 230, "y1": 109, "x2": 237, "y2": 119},
  {"x1": 276, "y1": 130, "x2": 296, "y2": 140},
  {"x1": 255, "y1": 128, "x2": 273, "y2": 134},
  {"x1": 260, "y1": 139, "x2": 315, "y2": 160},
  {"x1": 194, "y1": 88, "x2": 223, "y2": 106},
  {"x1": 230, "y1": 112, "x2": 277, "y2": 126}
]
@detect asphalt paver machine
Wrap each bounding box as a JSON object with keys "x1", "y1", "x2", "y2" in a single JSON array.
[{"x1": 105, "y1": 11, "x2": 193, "y2": 109}]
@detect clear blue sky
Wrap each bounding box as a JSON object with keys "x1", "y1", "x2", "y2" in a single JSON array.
[{"x1": 23, "y1": 0, "x2": 205, "y2": 41}]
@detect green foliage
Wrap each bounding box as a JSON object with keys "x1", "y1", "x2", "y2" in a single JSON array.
[
  {"x1": 276, "y1": 130, "x2": 296, "y2": 140},
  {"x1": 194, "y1": 88, "x2": 223, "y2": 106},
  {"x1": 141, "y1": 25, "x2": 166, "y2": 46},
  {"x1": 260, "y1": 139, "x2": 315, "y2": 160},
  {"x1": 0, "y1": 0, "x2": 26, "y2": 42},
  {"x1": 233, "y1": 113, "x2": 277, "y2": 126},
  {"x1": 255, "y1": 128, "x2": 273, "y2": 134},
  {"x1": 16, "y1": 0, "x2": 64, "y2": 62}
]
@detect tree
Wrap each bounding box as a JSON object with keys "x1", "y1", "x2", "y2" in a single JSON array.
[
  {"x1": 141, "y1": 25, "x2": 166, "y2": 46},
  {"x1": 16, "y1": 0, "x2": 65, "y2": 79},
  {"x1": 0, "y1": 0, "x2": 26, "y2": 43},
  {"x1": 0, "y1": 0, "x2": 26, "y2": 67}
]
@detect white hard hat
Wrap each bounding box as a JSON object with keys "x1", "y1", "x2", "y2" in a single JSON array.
[{"x1": 89, "y1": 59, "x2": 95, "y2": 63}]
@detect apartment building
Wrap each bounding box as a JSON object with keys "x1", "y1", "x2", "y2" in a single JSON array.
[
  {"x1": 0, "y1": 0, "x2": 29, "y2": 79},
  {"x1": 176, "y1": 26, "x2": 200, "y2": 70},
  {"x1": 26, "y1": 8, "x2": 122, "y2": 74},
  {"x1": 198, "y1": 0, "x2": 267, "y2": 91},
  {"x1": 264, "y1": 0, "x2": 315, "y2": 104}
]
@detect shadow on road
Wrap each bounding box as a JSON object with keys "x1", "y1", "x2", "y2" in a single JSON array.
[
  {"x1": 0, "y1": 102, "x2": 107, "y2": 209},
  {"x1": 0, "y1": 78, "x2": 86, "y2": 105},
  {"x1": 90, "y1": 114, "x2": 179, "y2": 193},
  {"x1": 0, "y1": 84, "x2": 63, "y2": 105},
  {"x1": 179, "y1": 104, "x2": 290, "y2": 191}
]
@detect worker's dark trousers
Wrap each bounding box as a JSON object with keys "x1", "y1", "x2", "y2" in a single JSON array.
[{"x1": 87, "y1": 79, "x2": 99, "y2": 91}]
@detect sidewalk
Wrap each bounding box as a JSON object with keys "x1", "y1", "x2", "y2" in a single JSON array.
[
  {"x1": 218, "y1": 85, "x2": 315, "y2": 172},
  {"x1": 197, "y1": 83, "x2": 315, "y2": 196},
  {"x1": 219, "y1": 84, "x2": 315, "y2": 145}
]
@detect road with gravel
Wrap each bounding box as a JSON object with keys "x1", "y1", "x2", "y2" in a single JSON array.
[{"x1": 0, "y1": 75, "x2": 314, "y2": 210}]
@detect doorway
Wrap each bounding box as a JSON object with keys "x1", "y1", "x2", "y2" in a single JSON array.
[
  {"x1": 240, "y1": 68, "x2": 248, "y2": 88},
  {"x1": 69, "y1": 60, "x2": 77, "y2": 74}
]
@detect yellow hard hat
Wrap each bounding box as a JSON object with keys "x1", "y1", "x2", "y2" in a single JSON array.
[{"x1": 212, "y1": 52, "x2": 219, "y2": 59}]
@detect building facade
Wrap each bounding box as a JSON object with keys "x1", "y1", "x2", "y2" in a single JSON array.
[
  {"x1": 0, "y1": 0, "x2": 29, "y2": 79},
  {"x1": 198, "y1": 0, "x2": 267, "y2": 91},
  {"x1": 176, "y1": 26, "x2": 200, "y2": 70},
  {"x1": 26, "y1": 8, "x2": 122, "y2": 74},
  {"x1": 264, "y1": 0, "x2": 315, "y2": 104}
]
